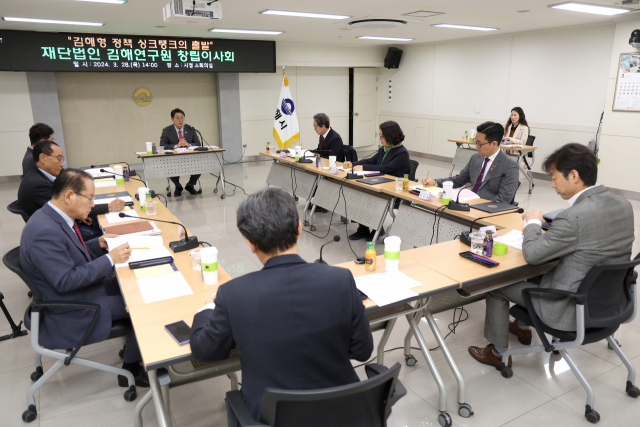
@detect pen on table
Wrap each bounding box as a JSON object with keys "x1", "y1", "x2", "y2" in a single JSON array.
[
  {"x1": 129, "y1": 247, "x2": 150, "y2": 250},
  {"x1": 471, "y1": 254, "x2": 498, "y2": 264}
]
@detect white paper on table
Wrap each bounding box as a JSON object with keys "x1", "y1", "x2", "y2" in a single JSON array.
[
  {"x1": 354, "y1": 170, "x2": 380, "y2": 176},
  {"x1": 94, "y1": 196, "x2": 133, "y2": 205},
  {"x1": 105, "y1": 211, "x2": 140, "y2": 223},
  {"x1": 355, "y1": 271, "x2": 420, "y2": 307},
  {"x1": 451, "y1": 189, "x2": 480, "y2": 202},
  {"x1": 105, "y1": 235, "x2": 164, "y2": 251},
  {"x1": 95, "y1": 180, "x2": 116, "y2": 188},
  {"x1": 115, "y1": 245, "x2": 173, "y2": 268},
  {"x1": 85, "y1": 167, "x2": 114, "y2": 178},
  {"x1": 187, "y1": 146, "x2": 198, "y2": 150},
  {"x1": 494, "y1": 229, "x2": 524, "y2": 250},
  {"x1": 137, "y1": 272, "x2": 193, "y2": 304},
  {"x1": 136, "y1": 151, "x2": 148, "y2": 155}
]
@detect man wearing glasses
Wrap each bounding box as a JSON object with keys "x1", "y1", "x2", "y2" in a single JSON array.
[
  {"x1": 17, "y1": 140, "x2": 124, "y2": 220},
  {"x1": 421, "y1": 121, "x2": 519, "y2": 203}
]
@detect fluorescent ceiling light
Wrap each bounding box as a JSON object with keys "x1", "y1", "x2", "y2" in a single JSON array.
[
  {"x1": 548, "y1": 2, "x2": 631, "y2": 15},
  {"x1": 260, "y1": 10, "x2": 350, "y2": 20},
  {"x1": 210, "y1": 28, "x2": 283, "y2": 35},
  {"x1": 357, "y1": 36, "x2": 414, "y2": 41},
  {"x1": 75, "y1": 0, "x2": 127, "y2": 4},
  {"x1": 2, "y1": 17, "x2": 104, "y2": 26},
  {"x1": 432, "y1": 24, "x2": 498, "y2": 31}
]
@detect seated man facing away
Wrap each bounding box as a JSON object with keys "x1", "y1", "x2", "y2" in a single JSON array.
[
  {"x1": 23, "y1": 123, "x2": 54, "y2": 177},
  {"x1": 190, "y1": 187, "x2": 374, "y2": 420},
  {"x1": 20, "y1": 168, "x2": 149, "y2": 386},
  {"x1": 18, "y1": 140, "x2": 124, "y2": 221},
  {"x1": 468, "y1": 143, "x2": 635, "y2": 369},
  {"x1": 422, "y1": 121, "x2": 519, "y2": 204}
]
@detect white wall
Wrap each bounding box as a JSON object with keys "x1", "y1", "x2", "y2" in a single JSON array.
[
  {"x1": 0, "y1": 72, "x2": 34, "y2": 176},
  {"x1": 378, "y1": 24, "x2": 616, "y2": 176},
  {"x1": 240, "y1": 67, "x2": 349, "y2": 156}
]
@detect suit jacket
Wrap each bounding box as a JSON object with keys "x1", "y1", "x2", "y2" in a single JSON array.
[
  {"x1": 504, "y1": 124, "x2": 529, "y2": 145},
  {"x1": 523, "y1": 186, "x2": 634, "y2": 331},
  {"x1": 354, "y1": 145, "x2": 410, "y2": 178},
  {"x1": 190, "y1": 254, "x2": 373, "y2": 420},
  {"x1": 436, "y1": 150, "x2": 519, "y2": 203},
  {"x1": 20, "y1": 203, "x2": 115, "y2": 350},
  {"x1": 22, "y1": 147, "x2": 35, "y2": 178},
  {"x1": 316, "y1": 128, "x2": 344, "y2": 160},
  {"x1": 159, "y1": 124, "x2": 201, "y2": 148},
  {"x1": 17, "y1": 164, "x2": 108, "y2": 219}
]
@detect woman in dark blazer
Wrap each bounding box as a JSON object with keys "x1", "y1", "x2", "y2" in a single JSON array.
[{"x1": 343, "y1": 120, "x2": 410, "y2": 241}]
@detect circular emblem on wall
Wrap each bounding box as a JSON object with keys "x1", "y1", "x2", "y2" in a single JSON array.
[
  {"x1": 281, "y1": 98, "x2": 295, "y2": 115},
  {"x1": 132, "y1": 88, "x2": 153, "y2": 107}
]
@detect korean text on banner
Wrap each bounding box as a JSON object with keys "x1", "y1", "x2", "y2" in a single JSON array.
[{"x1": 273, "y1": 69, "x2": 300, "y2": 150}]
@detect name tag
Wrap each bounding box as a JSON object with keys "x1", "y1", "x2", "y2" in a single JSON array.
[
  {"x1": 177, "y1": 148, "x2": 187, "y2": 153},
  {"x1": 418, "y1": 190, "x2": 432, "y2": 201}
]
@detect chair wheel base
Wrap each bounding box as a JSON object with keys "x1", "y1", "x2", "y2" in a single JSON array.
[
  {"x1": 405, "y1": 354, "x2": 417, "y2": 367},
  {"x1": 309, "y1": 225, "x2": 316, "y2": 232},
  {"x1": 585, "y1": 407, "x2": 600, "y2": 424},
  {"x1": 458, "y1": 403, "x2": 473, "y2": 418},
  {"x1": 221, "y1": 194, "x2": 226, "y2": 199},
  {"x1": 213, "y1": 188, "x2": 218, "y2": 193},
  {"x1": 626, "y1": 381, "x2": 640, "y2": 398},
  {"x1": 124, "y1": 386, "x2": 137, "y2": 402},
  {"x1": 501, "y1": 366, "x2": 513, "y2": 378},
  {"x1": 438, "y1": 412, "x2": 452, "y2": 427},
  {"x1": 118, "y1": 348, "x2": 125, "y2": 359},
  {"x1": 22, "y1": 405, "x2": 37, "y2": 423},
  {"x1": 30, "y1": 367, "x2": 43, "y2": 382},
  {"x1": 303, "y1": 220, "x2": 309, "y2": 226}
]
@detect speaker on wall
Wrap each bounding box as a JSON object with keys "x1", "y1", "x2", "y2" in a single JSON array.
[{"x1": 384, "y1": 47, "x2": 403, "y2": 69}]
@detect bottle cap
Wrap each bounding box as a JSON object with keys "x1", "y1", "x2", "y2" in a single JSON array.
[
  {"x1": 367, "y1": 242, "x2": 375, "y2": 249},
  {"x1": 404, "y1": 174, "x2": 408, "y2": 178},
  {"x1": 486, "y1": 230, "x2": 494, "y2": 236}
]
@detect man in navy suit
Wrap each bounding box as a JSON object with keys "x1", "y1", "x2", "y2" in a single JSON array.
[
  {"x1": 20, "y1": 168, "x2": 148, "y2": 387},
  {"x1": 190, "y1": 187, "x2": 373, "y2": 420},
  {"x1": 313, "y1": 113, "x2": 344, "y2": 160}
]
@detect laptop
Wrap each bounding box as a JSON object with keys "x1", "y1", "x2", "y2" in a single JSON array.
[
  {"x1": 356, "y1": 177, "x2": 394, "y2": 185},
  {"x1": 470, "y1": 202, "x2": 519, "y2": 213}
]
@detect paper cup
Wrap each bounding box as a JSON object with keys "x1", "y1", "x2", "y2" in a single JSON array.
[
  {"x1": 145, "y1": 141, "x2": 153, "y2": 154},
  {"x1": 442, "y1": 181, "x2": 453, "y2": 205},
  {"x1": 200, "y1": 247, "x2": 219, "y2": 285},
  {"x1": 384, "y1": 236, "x2": 401, "y2": 271},
  {"x1": 114, "y1": 165, "x2": 124, "y2": 184},
  {"x1": 329, "y1": 156, "x2": 336, "y2": 168},
  {"x1": 137, "y1": 187, "x2": 149, "y2": 211},
  {"x1": 493, "y1": 243, "x2": 508, "y2": 256}
]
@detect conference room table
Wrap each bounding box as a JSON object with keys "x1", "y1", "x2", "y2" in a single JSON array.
[{"x1": 447, "y1": 139, "x2": 538, "y2": 194}]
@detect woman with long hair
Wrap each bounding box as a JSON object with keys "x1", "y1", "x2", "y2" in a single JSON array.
[{"x1": 503, "y1": 107, "x2": 529, "y2": 145}]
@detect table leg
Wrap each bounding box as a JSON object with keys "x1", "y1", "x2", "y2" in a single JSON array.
[
  {"x1": 303, "y1": 176, "x2": 320, "y2": 227},
  {"x1": 371, "y1": 199, "x2": 392, "y2": 242},
  {"x1": 149, "y1": 369, "x2": 172, "y2": 427},
  {"x1": 376, "y1": 317, "x2": 397, "y2": 367},
  {"x1": 517, "y1": 153, "x2": 534, "y2": 194},
  {"x1": 134, "y1": 390, "x2": 153, "y2": 427},
  {"x1": 141, "y1": 159, "x2": 149, "y2": 188},
  {"x1": 219, "y1": 170, "x2": 226, "y2": 199}
]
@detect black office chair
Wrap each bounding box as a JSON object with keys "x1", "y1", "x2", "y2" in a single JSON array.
[
  {"x1": 343, "y1": 145, "x2": 359, "y2": 163},
  {"x1": 2, "y1": 247, "x2": 137, "y2": 423},
  {"x1": 499, "y1": 254, "x2": 640, "y2": 423},
  {"x1": 7, "y1": 200, "x2": 30, "y2": 223},
  {"x1": 408, "y1": 159, "x2": 419, "y2": 182},
  {"x1": 523, "y1": 135, "x2": 536, "y2": 170},
  {"x1": 226, "y1": 363, "x2": 407, "y2": 427}
]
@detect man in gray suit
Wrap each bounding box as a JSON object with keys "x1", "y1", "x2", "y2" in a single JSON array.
[
  {"x1": 159, "y1": 108, "x2": 201, "y2": 196},
  {"x1": 422, "y1": 121, "x2": 519, "y2": 203},
  {"x1": 469, "y1": 143, "x2": 634, "y2": 369}
]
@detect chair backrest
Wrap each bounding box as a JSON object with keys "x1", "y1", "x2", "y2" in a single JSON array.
[
  {"x1": 343, "y1": 145, "x2": 358, "y2": 163},
  {"x1": 260, "y1": 363, "x2": 401, "y2": 427},
  {"x1": 2, "y1": 246, "x2": 42, "y2": 300},
  {"x1": 578, "y1": 253, "x2": 640, "y2": 329},
  {"x1": 7, "y1": 200, "x2": 30, "y2": 223},
  {"x1": 526, "y1": 135, "x2": 536, "y2": 158},
  {"x1": 408, "y1": 160, "x2": 419, "y2": 182},
  {"x1": 509, "y1": 181, "x2": 521, "y2": 205}
]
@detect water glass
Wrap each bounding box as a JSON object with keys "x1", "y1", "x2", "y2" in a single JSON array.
[
  {"x1": 470, "y1": 232, "x2": 485, "y2": 255},
  {"x1": 189, "y1": 249, "x2": 202, "y2": 271},
  {"x1": 145, "y1": 200, "x2": 157, "y2": 216},
  {"x1": 395, "y1": 177, "x2": 404, "y2": 191}
]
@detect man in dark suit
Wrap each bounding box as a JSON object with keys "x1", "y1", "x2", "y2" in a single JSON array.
[
  {"x1": 313, "y1": 113, "x2": 344, "y2": 160},
  {"x1": 23, "y1": 123, "x2": 54, "y2": 178},
  {"x1": 159, "y1": 108, "x2": 202, "y2": 196},
  {"x1": 190, "y1": 187, "x2": 373, "y2": 420},
  {"x1": 422, "y1": 121, "x2": 520, "y2": 204},
  {"x1": 17, "y1": 140, "x2": 124, "y2": 222},
  {"x1": 20, "y1": 168, "x2": 149, "y2": 386}
]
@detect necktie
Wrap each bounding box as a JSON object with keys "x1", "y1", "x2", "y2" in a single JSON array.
[
  {"x1": 472, "y1": 158, "x2": 490, "y2": 193},
  {"x1": 319, "y1": 136, "x2": 325, "y2": 150},
  {"x1": 72, "y1": 222, "x2": 92, "y2": 260},
  {"x1": 179, "y1": 129, "x2": 183, "y2": 140}
]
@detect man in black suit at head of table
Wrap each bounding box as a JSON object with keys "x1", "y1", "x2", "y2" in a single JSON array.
[
  {"x1": 190, "y1": 187, "x2": 374, "y2": 420},
  {"x1": 23, "y1": 123, "x2": 54, "y2": 178},
  {"x1": 159, "y1": 108, "x2": 201, "y2": 196},
  {"x1": 313, "y1": 113, "x2": 344, "y2": 160}
]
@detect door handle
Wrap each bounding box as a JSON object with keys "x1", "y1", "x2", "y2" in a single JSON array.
[{"x1": 354, "y1": 112, "x2": 359, "y2": 116}]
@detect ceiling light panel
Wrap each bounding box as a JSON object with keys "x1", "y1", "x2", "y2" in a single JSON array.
[
  {"x1": 260, "y1": 10, "x2": 350, "y2": 19},
  {"x1": 2, "y1": 17, "x2": 104, "y2": 26},
  {"x1": 210, "y1": 28, "x2": 283, "y2": 35},
  {"x1": 75, "y1": 0, "x2": 128, "y2": 4},
  {"x1": 357, "y1": 36, "x2": 414, "y2": 41},
  {"x1": 432, "y1": 24, "x2": 498, "y2": 31},
  {"x1": 548, "y1": 2, "x2": 632, "y2": 15}
]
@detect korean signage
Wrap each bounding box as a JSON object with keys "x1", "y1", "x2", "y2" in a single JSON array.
[{"x1": 0, "y1": 30, "x2": 275, "y2": 73}]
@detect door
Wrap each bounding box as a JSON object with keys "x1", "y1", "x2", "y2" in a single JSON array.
[{"x1": 352, "y1": 68, "x2": 379, "y2": 148}]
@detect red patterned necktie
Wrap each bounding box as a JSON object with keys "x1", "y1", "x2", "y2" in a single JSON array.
[
  {"x1": 72, "y1": 222, "x2": 91, "y2": 260},
  {"x1": 179, "y1": 129, "x2": 183, "y2": 140},
  {"x1": 319, "y1": 136, "x2": 325, "y2": 150},
  {"x1": 472, "y1": 158, "x2": 490, "y2": 193}
]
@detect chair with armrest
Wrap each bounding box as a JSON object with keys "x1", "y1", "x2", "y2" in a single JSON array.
[
  {"x1": 499, "y1": 253, "x2": 640, "y2": 423},
  {"x1": 225, "y1": 362, "x2": 407, "y2": 427},
  {"x1": 522, "y1": 135, "x2": 536, "y2": 170},
  {"x1": 2, "y1": 246, "x2": 138, "y2": 424},
  {"x1": 408, "y1": 159, "x2": 419, "y2": 182},
  {"x1": 7, "y1": 200, "x2": 30, "y2": 223}
]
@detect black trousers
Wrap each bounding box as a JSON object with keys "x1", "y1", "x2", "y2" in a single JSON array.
[
  {"x1": 170, "y1": 175, "x2": 200, "y2": 188},
  {"x1": 106, "y1": 279, "x2": 142, "y2": 364}
]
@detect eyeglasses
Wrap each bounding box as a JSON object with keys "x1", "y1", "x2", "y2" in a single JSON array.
[
  {"x1": 47, "y1": 154, "x2": 65, "y2": 163},
  {"x1": 474, "y1": 140, "x2": 491, "y2": 148},
  {"x1": 74, "y1": 192, "x2": 95, "y2": 202}
]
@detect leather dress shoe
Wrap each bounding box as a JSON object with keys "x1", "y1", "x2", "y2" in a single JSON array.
[
  {"x1": 468, "y1": 344, "x2": 512, "y2": 370},
  {"x1": 185, "y1": 184, "x2": 199, "y2": 195},
  {"x1": 509, "y1": 320, "x2": 532, "y2": 345},
  {"x1": 349, "y1": 225, "x2": 369, "y2": 241},
  {"x1": 118, "y1": 362, "x2": 150, "y2": 388},
  {"x1": 173, "y1": 185, "x2": 183, "y2": 197}
]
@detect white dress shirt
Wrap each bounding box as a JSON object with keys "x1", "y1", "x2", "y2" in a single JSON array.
[
  {"x1": 38, "y1": 168, "x2": 56, "y2": 182},
  {"x1": 481, "y1": 149, "x2": 500, "y2": 182}
]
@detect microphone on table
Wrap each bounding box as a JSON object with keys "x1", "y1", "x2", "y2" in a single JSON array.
[
  {"x1": 184, "y1": 124, "x2": 213, "y2": 152},
  {"x1": 315, "y1": 235, "x2": 341, "y2": 264},
  {"x1": 92, "y1": 163, "x2": 137, "y2": 176},
  {"x1": 448, "y1": 174, "x2": 506, "y2": 212},
  {"x1": 118, "y1": 213, "x2": 199, "y2": 253},
  {"x1": 100, "y1": 169, "x2": 146, "y2": 184},
  {"x1": 459, "y1": 207, "x2": 525, "y2": 246}
]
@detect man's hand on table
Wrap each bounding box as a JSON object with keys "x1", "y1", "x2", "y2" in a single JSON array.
[
  {"x1": 205, "y1": 294, "x2": 217, "y2": 305},
  {"x1": 109, "y1": 243, "x2": 132, "y2": 264},
  {"x1": 108, "y1": 199, "x2": 126, "y2": 212},
  {"x1": 523, "y1": 210, "x2": 544, "y2": 224},
  {"x1": 176, "y1": 140, "x2": 190, "y2": 148},
  {"x1": 421, "y1": 177, "x2": 437, "y2": 186}
]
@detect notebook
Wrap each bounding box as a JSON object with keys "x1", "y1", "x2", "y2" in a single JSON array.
[
  {"x1": 470, "y1": 202, "x2": 519, "y2": 214},
  {"x1": 103, "y1": 221, "x2": 154, "y2": 235},
  {"x1": 356, "y1": 177, "x2": 394, "y2": 185}
]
